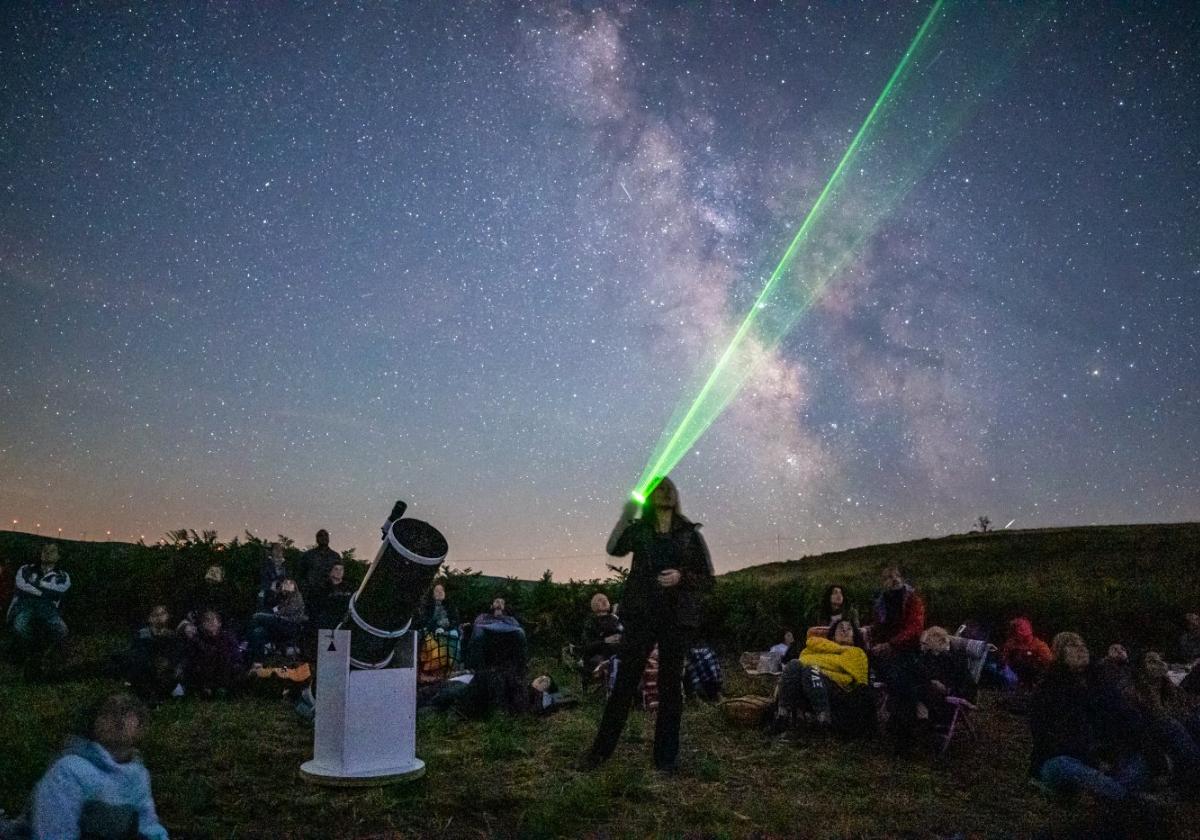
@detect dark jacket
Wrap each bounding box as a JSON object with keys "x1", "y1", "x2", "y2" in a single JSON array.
[
  {"x1": 609, "y1": 517, "x2": 713, "y2": 629},
  {"x1": 309, "y1": 582, "x2": 352, "y2": 629},
  {"x1": 420, "y1": 597, "x2": 458, "y2": 634},
  {"x1": 871, "y1": 585, "x2": 926, "y2": 652},
  {"x1": 186, "y1": 580, "x2": 240, "y2": 627},
  {"x1": 184, "y1": 629, "x2": 242, "y2": 691},
  {"x1": 299, "y1": 546, "x2": 342, "y2": 596},
  {"x1": 1028, "y1": 665, "x2": 1097, "y2": 776},
  {"x1": 916, "y1": 649, "x2": 976, "y2": 702},
  {"x1": 582, "y1": 612, "x2": 623, "y2": 661},
  {"x1": 258, "y1": 558, "x2": 290, "y2": 608}
]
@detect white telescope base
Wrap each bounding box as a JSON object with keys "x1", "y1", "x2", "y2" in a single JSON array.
[{"x1": 300, "y1": 629, "x2": 425, "y2": 786}]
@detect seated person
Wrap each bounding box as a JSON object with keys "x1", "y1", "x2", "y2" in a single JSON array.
[
  {"x1": 1029, "y1": 632, "x2": 1149, "y2": 806},
  {"x1": 7, "y1": 544, "x2": 71, "y2": 679},
  {"x1": 1000, "y1": 617, "x2": 1053, "y2": 687},
  {"x1": 125, "y1": 605, "x2": 183, "y2": 703},
  {"x1": 914, "y1": 626, "x2": 975, "y2": 726},
  {"x1": 465, "y1": 597, "x2": 527, "y2": 672},
  {"x1": 177, "y1": 565, "x2": 240, "y2": 639},
  {"x1": 1131, "y1": 650, "x2": 1200, "y2": 793},
  {"x1": 867, "y1": 567, "x2": 925, "y2": 661},
  {"x1": 182, "y1": 610, "x2": 242, "y2": 698},
  {"x1": 768, "y1": 629, "x2": 795, "y2": 660},
  {"x1": 417, "y1": 583, "x2": 461, "y2": 680},
  {"x1": 1178, "y1": 612, "x2": 1200, "y2": 665},
  {"x1": 1091, "y1": 642, "x2": 1146, "y2": 760},
  {"x1": 684, "y1": 641, "x2": 723, "y2": 702},
  {"x1": 775, "y1": 619, "x2": 869, "y2": 733},
  {"x1": 27, "y1": 692, "x2": 169, "y2": 840},
  {"x1": 308, "y1": 562, "x2": 352, "y2": 630},
  {"x1": 580, "y1": 592, "x2": 623, "y2": 680},
  {"x1": 816, "y1": 583, "x2": 856, "y2": 630},
  {"x1": 257, "y1": 543, "x2": 290, "y2": 611},
  {"x1": 421, "y1": 582, "x2": 458, "y2": 634},
  {"x1": 866, "y1": 566, "x2": 925, "y2": 750},
  {"x1": 247, "y1": 578, "x2": 307, "y2": 665}
]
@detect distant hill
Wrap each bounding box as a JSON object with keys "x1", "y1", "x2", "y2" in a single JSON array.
[{"x1": 710, "y1": 521, "x2": 1200, "y2": 651}]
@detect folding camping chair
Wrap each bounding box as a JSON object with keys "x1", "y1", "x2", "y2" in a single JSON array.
[{"x1": 933, "y1": 635, "x2": 988, "y2": 756}]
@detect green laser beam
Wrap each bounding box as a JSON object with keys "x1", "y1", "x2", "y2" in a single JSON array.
[{"x1": 632, "y1": 0, "x2": 1050, "y2": 500}]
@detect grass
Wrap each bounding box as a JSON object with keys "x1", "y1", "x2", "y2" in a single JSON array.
[{"x1": 4, "y1": 636, "x2": 1193, "y2": 839}]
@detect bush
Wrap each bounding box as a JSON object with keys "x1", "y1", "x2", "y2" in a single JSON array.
[{"x1": 2, "y1": 522, "x2": 1197, "y2": 655}]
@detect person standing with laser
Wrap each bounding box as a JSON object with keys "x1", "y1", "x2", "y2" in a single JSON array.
[{"x1": 580, "y1": 477, "x2": 714, "y2": 773}]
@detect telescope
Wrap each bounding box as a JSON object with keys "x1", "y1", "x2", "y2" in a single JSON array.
[{"x1": 301, "y1": 499, "x2": 448, "y2": 786}]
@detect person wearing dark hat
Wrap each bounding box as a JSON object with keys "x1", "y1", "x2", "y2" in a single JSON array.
[{"x1": 580, "y1": 477, "x2": 714, "y2": 773}]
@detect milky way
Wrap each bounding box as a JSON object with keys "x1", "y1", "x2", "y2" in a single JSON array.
[{"x1": 1, "y1": 2, "x2": 1197, "y2": 579}]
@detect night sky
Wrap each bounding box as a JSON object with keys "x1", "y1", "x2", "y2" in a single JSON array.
[{"x1": 2, "y1": 2, "x2": 1197, "y2": 580}]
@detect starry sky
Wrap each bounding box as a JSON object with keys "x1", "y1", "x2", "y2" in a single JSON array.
[{"x1": 1, "y1": 2, "x2": 1197, "y2": 581}]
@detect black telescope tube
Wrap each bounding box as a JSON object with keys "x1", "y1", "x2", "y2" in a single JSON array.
[{"x1": 344, "y1": 509, "x2": 448, "y2": 669}]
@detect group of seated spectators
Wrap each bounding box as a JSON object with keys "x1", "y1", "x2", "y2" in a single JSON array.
[
  {"x1": 752, "y1": 566, "x2": 1200, "y2": 818},
  {"x1": 2, "y1": 531, "x2": 355, "y2": 705},
  {"x1": 121, "y1": 533, "x2": 355, "y2": 702}
]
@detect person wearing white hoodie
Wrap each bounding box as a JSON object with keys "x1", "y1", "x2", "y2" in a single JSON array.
[{"x1": 29, "y1": 692, "x2": 168, "y2": 840}]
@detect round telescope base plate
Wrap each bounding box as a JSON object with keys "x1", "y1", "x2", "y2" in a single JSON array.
[{"x1": 300, "y1": 758, "x2": 425, "y2": 787}]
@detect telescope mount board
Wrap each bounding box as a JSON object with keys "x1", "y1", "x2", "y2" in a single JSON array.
[
  {"x1": 300, "y1": 758, "x2": 425, "y2": 787},
  {"x1": 301, "y1": 629, "x2": 425, "y2": 787}
]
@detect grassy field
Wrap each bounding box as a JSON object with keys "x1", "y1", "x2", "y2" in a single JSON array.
[
  {"x1": 2, "y1": 522, "x2": 1198, "y2": 837},
  {"x1": 3, "y1": 635, "x2": 1192, "y2": 839}
]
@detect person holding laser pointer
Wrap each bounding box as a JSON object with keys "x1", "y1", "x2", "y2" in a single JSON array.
[{"x1": 579, "y1": 477, "x2": 714, "y2": 774}]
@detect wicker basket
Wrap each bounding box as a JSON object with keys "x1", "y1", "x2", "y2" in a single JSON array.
[{"x1": 718, "y1": 695, "x2": 774, "y2": 727}]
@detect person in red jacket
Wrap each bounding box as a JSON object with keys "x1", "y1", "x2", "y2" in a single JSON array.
[
  {"x1": 868, "y1": 566, "x2": 927, "y2": 754},
  {"x1": 869, "y1": 566, "x2": 926, "y2": 656},
  {"x1": 1001, "y1": 617, "x2": 1053, "y2": 686}
]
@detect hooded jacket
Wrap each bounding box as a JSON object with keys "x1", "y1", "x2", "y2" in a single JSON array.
[
  {"x1": 31, "y1": 736, "x2": 168, "y2": 840},
  {"x1": 1001, "y1": 618, "x2": 1052, "y2": 670}
]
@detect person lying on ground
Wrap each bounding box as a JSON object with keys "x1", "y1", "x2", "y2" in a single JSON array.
[
  {"x1": 247, "y1": 578, "x2": 307, "y2": 666},
  {"x1": 1029, "y1": 632, "x2": 1150, "y2": 807},
  {"x1": 1000, "y1": 617, "x2": 1053, "y2": 688},
  {"x1": 418, "y1": 672, "x2": 571, "y2": 718},
  {"x1": 182, "y1": 610, "x2": 242, "y2": 698},
  {"x1": 26, "y1": 692, "x2": 169, "y2": 840},
  {"x1": 775, "y1": 618, "x2": 870, "y2": 734},
  {"x1": 7, "y1": 543, "x2": 71, "y2": 681}
]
